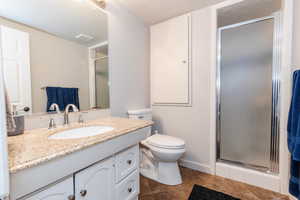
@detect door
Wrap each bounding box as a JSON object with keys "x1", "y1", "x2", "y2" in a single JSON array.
[
  {"x1": 218, "y1": 17, "x2": 277, "y2": 170},
  {"x1": 0, "y1": 25, "x2": 32, "y2": 115},
  {"x1": 75, "y1": 157, "x2": 114, "y2": 200},
  {"x1": 23, "y1": 177, "x2": 74, "y2": 200},
  {"x1": 151, "y1": 14, "x2": 191, "y2": 106}
]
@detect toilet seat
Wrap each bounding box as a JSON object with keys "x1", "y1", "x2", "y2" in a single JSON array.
[{"x1": 146, "y1": 134, "x2": 185, "y2": 149}]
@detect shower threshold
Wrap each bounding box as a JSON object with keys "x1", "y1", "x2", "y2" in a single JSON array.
[
  {"x1": 217, "y1": 159, "x2": 278, "y2": 175},
  {"x1": 215, "y1": 161, "x2": 280, "y2": 192}
]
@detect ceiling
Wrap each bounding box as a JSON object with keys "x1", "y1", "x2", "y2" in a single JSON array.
[
  {"x1": 0, "y1": 0, "x2": 108, "y2": 46},
  {"x1": 116, "y1": 0, "x2": 282, "y2": 25},
  {"x1": 116, "y1": 0, "x2": 227, "y2": 24}
]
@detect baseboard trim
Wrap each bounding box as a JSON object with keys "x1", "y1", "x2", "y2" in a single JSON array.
[{"x1": 179, "y1": 159, "x2": 213, "y2": 175}]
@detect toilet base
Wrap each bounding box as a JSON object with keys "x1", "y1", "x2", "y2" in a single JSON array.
[
  {"x1": 158, "y1": 161, "x2": 182, "y2": 185},
  {"x1": 140, "y1": 160, "x2": 182, "y2": 185}
]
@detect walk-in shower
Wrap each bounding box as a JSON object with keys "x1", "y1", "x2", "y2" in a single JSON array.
[
  {"x1": 90, "y1": 44, "x2": 110, "y2": 110},
  {"x1": 217, "y1": 14, "x2": 281, "y2": 174},
  {"x1": 95, "y1": 56, "x2": 110, "y2": 109}
]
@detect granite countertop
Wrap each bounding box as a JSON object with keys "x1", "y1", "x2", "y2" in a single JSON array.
[{"x1": 8, "y1": 117, "x2": 153, "y2": 174}]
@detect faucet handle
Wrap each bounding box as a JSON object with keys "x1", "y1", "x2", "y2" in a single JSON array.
[
  {"x1": 48, "y1": 118, "x2": 56, "y2": 129},
  {"x1": 78, "y1": 114, "x2": 84, "y2": 124}
]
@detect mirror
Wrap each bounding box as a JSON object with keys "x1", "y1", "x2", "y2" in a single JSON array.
[{"x1": 0, "y1": 0, "x2": 109, "y2": 116}]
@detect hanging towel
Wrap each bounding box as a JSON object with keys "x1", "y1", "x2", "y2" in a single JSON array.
[
  {"x1": 46, "y1": 87, "x2": 80, "y2": 112},
  {"x1": 288, "y1": 70, "x2": 300, "y2": 199}
]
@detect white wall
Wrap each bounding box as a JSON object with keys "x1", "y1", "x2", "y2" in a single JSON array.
[
  {"x1": 107, "y1": 0, "x2": 150, "y2": 117},
  {"x1": 281, "y1": 1, "x2": 300, "y2": 196},
  {"x1": 292, "y1": 0, "x2": 300, "y2": 70},
  {"x1": 217, "y1": 0, "x2": 281, "y2": 27},
  {"x1": 0, "y1": 27, "x2": 9, "y2": 198},
  {"x1": 152, "y1": 7, "x2": 214, "y2": 173}
]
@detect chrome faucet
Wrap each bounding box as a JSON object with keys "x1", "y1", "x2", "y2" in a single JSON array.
[
  {"x1": 64, "y1": 104, "x2": 79, "y2": 125},
  {"x1": 49, "y1": 103, "x2": 61, "y2": 114}
]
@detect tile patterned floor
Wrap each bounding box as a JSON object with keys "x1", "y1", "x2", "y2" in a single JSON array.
[{"x1": 139, "y1": 167, "x2": 289, "y2": 200}]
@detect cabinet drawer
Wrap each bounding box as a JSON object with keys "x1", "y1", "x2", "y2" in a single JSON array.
[
  {"x1": 115, "y1": 145, "x2": 139, "y2": 183},
  {"x1": 115, "y1": 170, "x2": 139, "y2": 200}
]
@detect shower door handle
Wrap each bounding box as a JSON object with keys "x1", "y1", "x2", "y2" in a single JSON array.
[{"x1": 217, "y1": 104, "x2": 221, "y2": 119}]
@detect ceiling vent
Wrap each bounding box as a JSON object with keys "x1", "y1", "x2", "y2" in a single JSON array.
[{"x1": 75, "y1": 34, "x2": 94, "y2": 42}]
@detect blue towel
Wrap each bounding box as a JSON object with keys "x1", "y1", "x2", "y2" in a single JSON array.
[
  {"x1": 288, "y1": 70, "x2": 300, "y2": 199},
  {"x1": 46, "y1": 87, "x2": 80, "y2": 112}
]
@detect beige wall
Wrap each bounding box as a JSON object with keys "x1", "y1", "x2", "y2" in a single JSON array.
[
  {"x1": 0, "y1": 17, "x2": 90, "y2": 113},
  {"x1": 293, "y1": 1, "x2": 300, "y2": 70}
]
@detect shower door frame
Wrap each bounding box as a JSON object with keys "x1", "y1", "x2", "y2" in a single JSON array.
[
  {"x1": 94, "y1": 56, "x2": 110, "y2": 109},
  {"x1": 216, "y1": 14, "x2": 281, "y2": 174}
]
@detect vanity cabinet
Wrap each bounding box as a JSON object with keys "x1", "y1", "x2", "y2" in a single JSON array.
[
  {"x1": 74, "y1": 157, "x2": 114, "y2": 200},
  {"x1": 21, "y1": 177, "x2": 74, "y2": 200},
  {"x1": 19, "y1": 145, "x2": 140, "y2": 200}
]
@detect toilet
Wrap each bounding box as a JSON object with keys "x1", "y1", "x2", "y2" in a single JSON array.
[{"x1": 128, "y1": 109, "x2": 185, "y2": 185}]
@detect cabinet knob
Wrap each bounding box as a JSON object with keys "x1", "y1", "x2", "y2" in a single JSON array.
[
  {"x1": 182, "y1": 60, "x2": 187, "y2": 64},
  {"x1": 127, "y1": 160, "x2": 132, "y2": 165},
  {"x1": 128, "y1": 187, "x2": 133, "y2": 193},
  {"x1": 80, "y1": 189, "x2": 87, "y2": 197},
  {"x1": 24, "y1": 107, "x2": 30, "y2": 112},
  {"x1": 68, "y1": 195, "x2": 75, "y2": 200}
]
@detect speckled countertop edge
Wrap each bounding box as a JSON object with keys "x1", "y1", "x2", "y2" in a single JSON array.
[{"x1": 8, "y1": 117, "x2": 153, "y2": 173}]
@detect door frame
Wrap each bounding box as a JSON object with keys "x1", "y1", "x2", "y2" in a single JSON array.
[
  {"x1": 209, "y1": 0, "x2": 294, "y2": 194},
  {"x1": 88, "y1": 41, "x2": 108, "y2": 109}
]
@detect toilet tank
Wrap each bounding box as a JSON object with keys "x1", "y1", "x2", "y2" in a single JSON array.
[
  {"x1": 127, "y1": 109, "x2": 152, "y2": 120},
  {"x1": 128, "y1": 109, "x2": 152, "y2": 137}
]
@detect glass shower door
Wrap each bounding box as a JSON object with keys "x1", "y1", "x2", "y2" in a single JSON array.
[
  {"x1": 95, "y1": 57, "x2": 110, "y2": 109},
  {"x1": 218, "y1": 18, "x2": 275, "y2": 170}
]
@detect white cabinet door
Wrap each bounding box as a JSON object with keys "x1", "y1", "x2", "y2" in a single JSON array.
[
  {"x1": 0, "y1": 25, "x2": 32, "y2": 115},
  {"x1": 151, "y1": 14, "x2": 191, "y2": 106},
  {"x1": 23, "y1": 177, "x2": 74, "y2": 200},
  {"x1": 75, "y1": 157, "x2": 114, "y2": 200}
]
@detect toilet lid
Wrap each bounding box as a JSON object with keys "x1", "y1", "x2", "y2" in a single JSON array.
[{"x1": 147, "y1": 134, "x2": 185, "y2": 149}]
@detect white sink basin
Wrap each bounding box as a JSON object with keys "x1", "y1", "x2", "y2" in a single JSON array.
[{"x1": 49, "y1": 126, "x2": 115, "y2": 140}]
